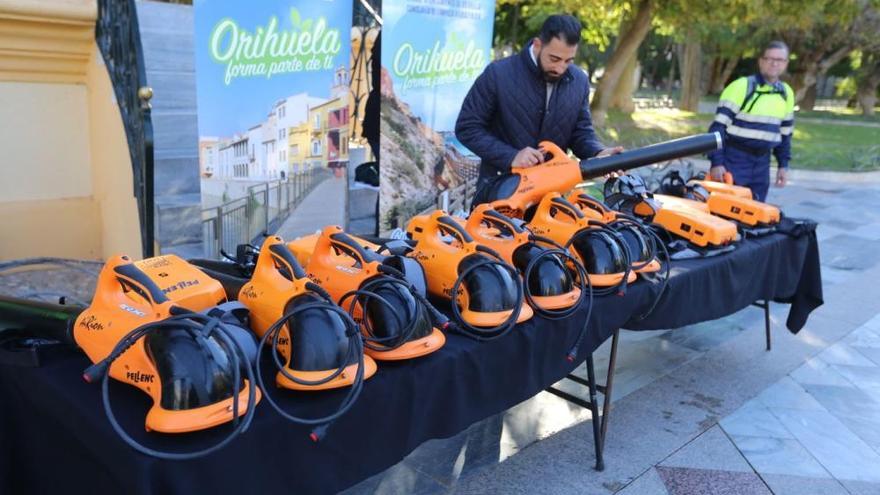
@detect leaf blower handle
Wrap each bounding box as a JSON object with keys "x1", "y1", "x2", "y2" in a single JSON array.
[
  {"x1": 268, "y1": 242, "x2": 308, "y2": 280},
  {"x1": 328, "y1": 232, "x2": 380, "y2": 266},
  {"x1": 578, "y1": 132, "x2": 722, "y2": 179},
  {"x1": 436, "y1": 215, "x2": 475, "y2": 244},
  {"x1": 112, "y1": 260, "x2": 170, "y2": 306},
  {"x1": 534, "y1": 141, "x2": 566, "y2": 166}
]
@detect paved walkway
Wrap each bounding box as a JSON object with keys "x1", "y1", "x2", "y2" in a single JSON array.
[
  {"x1": 345, "y1": 176, "x2": 880, "y2": 494},
  {"x1": 274, "y1": 174, "x2": 347, "y2": 240}
]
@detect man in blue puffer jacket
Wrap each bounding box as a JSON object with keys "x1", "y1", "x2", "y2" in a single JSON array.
[{"x1": 455, "y1": 14, "x2": 622, "y2": 206}]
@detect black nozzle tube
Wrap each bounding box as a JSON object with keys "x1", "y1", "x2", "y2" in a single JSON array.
[
  {"x1": 580, "y1": 132, "x2": 722, "y2": 179},
  {"x1": 0, "y1": 295, "x2": 82, "y2": 345}
]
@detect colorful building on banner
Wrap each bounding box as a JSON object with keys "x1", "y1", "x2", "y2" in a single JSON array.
[{"x1": 291, "y1": 66, "x2": 350, "y2": 173}]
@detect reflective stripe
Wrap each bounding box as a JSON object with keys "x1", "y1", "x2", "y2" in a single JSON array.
[
  {"x1": 718, "y1": 100, "x2": 741, "y2": 113},
  {"x1": 714, "y1": 113, "x2": 733, "y2": 125},
  {"x1": 727, "y1": 125, "x2": 781, "y2": 142},
  {"x1": 783, "y1": 112, "x2": 794, "y2": 121},
  {"x1": 735, "y1": 113, "x2": 782, "y2": 125},
  {"x1": 780, "y1": 126, "x2": 793, "y2": 136}
]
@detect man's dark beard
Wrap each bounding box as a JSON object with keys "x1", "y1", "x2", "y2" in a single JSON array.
[{"x1": 537, "y1": 50, "x2": 563, "y2": 83}]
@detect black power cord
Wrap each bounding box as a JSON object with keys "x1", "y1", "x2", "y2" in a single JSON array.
[
  {"x1": 255, "y1": 282, "x2": 366, "y2": 442},
  {"x1": 82, "y1": 311, "x2": 257, "y2": 460},
  {"x1": 446, "y1": 245, "x2": 523, "y2": 342}
]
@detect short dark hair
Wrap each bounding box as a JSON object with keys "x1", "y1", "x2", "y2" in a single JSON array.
[
  {"x1": 539, "y1": 15, "x2": 581, "y2": 46},
  {"x1": 763, "y1": 40, "x2": 789, "y2": 56}
]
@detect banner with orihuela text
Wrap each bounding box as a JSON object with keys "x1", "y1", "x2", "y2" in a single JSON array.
[{"x1": 379, "y1": 0, "x2": 495, "y2": 232}]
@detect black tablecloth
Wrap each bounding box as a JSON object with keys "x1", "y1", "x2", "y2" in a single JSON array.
[{"x1": 0, "y1": 228, "x2": 821, "y2": 495}]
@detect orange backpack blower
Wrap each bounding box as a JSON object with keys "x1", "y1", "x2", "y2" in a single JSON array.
[
  {"x1": 405, "y1": 210, "x2": 532, "y2": 340},
  {"x1": 285, "y1": 226, "x2": 447, "y2": 361},
  {"x1": 74, "y1": 255, "x2": 260, "y2": 459}
]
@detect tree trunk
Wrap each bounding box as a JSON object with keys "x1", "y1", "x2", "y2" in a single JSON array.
[
  {"x1": 678, "y1": 37, "x2": 702, "y2": 112},
  {"x1": 666, "y1": 46, "x2": 677, "y2": 97},
  {"x1": 793, "y1": 45, "x2": 851, "y2": 105},
  {"x1": 800, "y1": 84, "x2": 817, "y2": 111},
  {"x1": 707, "y1": 56, "x2": 722, "y2": 95},
  {"x1": 590, "y1": 0, "x2": 653, "y2": 126},
  {"x1": 712, "y1": 57, "x2": 739, "y2": 94},
  {"x1": 610, "y1": 55, "x2": 639, "y2": 112},
  {"x1": 856, "y1": 68, "x2": 880, "y2": 116}
]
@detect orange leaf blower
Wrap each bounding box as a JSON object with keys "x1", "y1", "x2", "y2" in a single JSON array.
[
  {"x1": 285, "y1": 226, "x2": 447, "y2": 361},
  {"x1": 190, "y1": 236, "x2": 379, "y2": 441},
  {"x1": 72, "y1": 255, "x2": 260, "y2": 459},
  {"x1": 480, "y1": 134, "x2": 740, "y2": 251},
  {"x1": 565, "y1": 190, "x2": 663, "y2": 275},
  {"x1": 525, "y1": 191, "x2": 636, "y2": 293},
  {"x1": 461, "y1": 204, "x2": 587, "y2": 318},
  {"x1": 405, "y1": 210, "x2": 532, "y2": 340},
  {"x1": 483, "y1": 133, "x2": 724, "y2": 219}
]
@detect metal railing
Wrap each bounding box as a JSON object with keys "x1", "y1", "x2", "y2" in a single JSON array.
[
  {"x1": 96, "y1": 0, "x2": 155, "y2": 257},
  {"x1": 201, "y1": 167, "x2": 332, "y2": 258}
]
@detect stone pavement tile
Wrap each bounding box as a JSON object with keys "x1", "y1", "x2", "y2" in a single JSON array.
[
  {"x1": 654, "y1": 466, "x2": 771, "y2": 495},
  {"x1": 819, "y1": 235, "x2": 880, "y2": 271},
  {"x1": 854, "y1": 346, "x2": 880, "y2": 367},
  {"x1": 790, "y1": 357, "x2": 855, "y2": 387},
  {"x1": 615, "y1": 467, "x2": 669, "y2": 495},
  {"x1": 658, "y1": 425, "x2": 753, "y2": 473},
  {"x1": 771, "y1": 407, "x2": 880, "y2": 483},
  {"x1": 753, "y1": 377, "x2": 826, "y2": 411},
  {"x1": 341, "y1": 459, "x2": 448, "y2": 495},
  {"x1": 811, "y1": 284, "x2": 880, "y2": 329},
  {"x1": 399, "y1": 391, "x2": 596, "y2": 489},
  {"x1": 800, "y1": 383, "x2": 880, "y2": 424},
  {"x1": 760, "y1": 474, "x2": 850, "y2": 495},
  {"x1": 720, "y1": 401, "x2": 794, "y2": 439},
  {"x1": 849, "y1": 223, "x2": 880, "y2": 241},
  {"x1": 448, "y1": 373, "x2": 743, "y2": 495},
  {"x1": 839, "y1": 479, "x2": 880, "y2": 495},
  {"x1": 818, "y1": 342, "x2": 878, "y2": 367},
  {"x1": 400, "y1": 418, "x2": 498, "y2": 488},
  {"x1": 862, "y1": 312, "x2": 880, "y2": 331},
  {"x1": 815, "y1": 224, "x2": 856, "y2": 243},
  {"x1": 730, "y1": 435, "x2": 831, "y2": 478},
  {"x1": 558, "y1": 336, "x2": 700, "y2": 404},
  {"x1": 831, "y1": 364, "x2": 880, "y2": 391},
  {"x1": 819, "y1": 266, "x2": 859, "y2": 286},
  {"x1": 835, "y1": 415, "x2": 880, "y2": 455},
  {"x1": 498, "y1": 391, "x2": 593, "y2": 461},
  {"x1": 658, "y1": 318, "x2": 748, "y2": 353},
  {"x1": 845, "y1": 325, "x2": 880, "y2": 349}
]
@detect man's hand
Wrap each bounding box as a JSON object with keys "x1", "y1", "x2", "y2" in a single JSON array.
[
  {"x1": 510, "y1": 147, "x2": 545, "y2": 168},
  {"x1": 776, "y1": 168, "x2": 788, "y2": 187},
  {"x1": 709, "y1": 165, "x2": 726, "y2": 181},
  {"x1": 596, "y1": 146, "x2": 624, "y2": 158}
]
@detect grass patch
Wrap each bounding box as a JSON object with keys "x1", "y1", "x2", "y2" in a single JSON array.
[
  {"x1": 597, "y1": 108, "x2": 880, "y2": 172},
  {"x1": 796, "y1": 108, "x2": 880, "y2": 124}
]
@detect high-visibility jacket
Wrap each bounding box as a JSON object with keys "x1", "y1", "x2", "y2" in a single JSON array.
[{"x1": 708, "y1": 74, "x2": 795, "y2": 168}]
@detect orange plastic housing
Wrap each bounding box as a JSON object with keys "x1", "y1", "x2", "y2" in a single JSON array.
[
  {"x1": 462, "y1": 204, "x2": 581, "y2": 310},
  {"x1": 238, "y1": 236, "x2": 378, "y2": 389},
  {"x1": 524, "y1": 193, "x2": 636, "y2": 287},
  {"x1": 406, "y1": 210, "x2": 533, "y2": 326},
  {"x1": 287, "y1": 226, "x2": 445, "y2": 361},
  {"x1": 73, "y1": 255, "x2": 258, "y2": 433}
]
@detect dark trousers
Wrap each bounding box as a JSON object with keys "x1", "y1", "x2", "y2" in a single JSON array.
[{"x1": 725, "y1": 146, "x2": 772, "y2": 201}]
